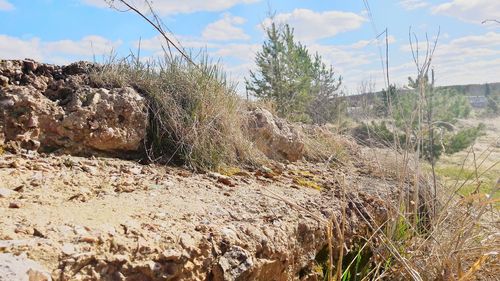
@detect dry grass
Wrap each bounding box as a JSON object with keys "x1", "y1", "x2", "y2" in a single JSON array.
[
  {"x1": 299, "y1": 124, "x2": 358, "y2": 164},
  {"x1": 90, "y1": 54, "x2": 261, "y2": 170},
  {"x1": 324, "y1": 144, "x2": 498, "y2": 281}
]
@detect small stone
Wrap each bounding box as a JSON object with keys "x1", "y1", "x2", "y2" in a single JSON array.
[
  {"x1": 218, "y1": 177, "x2": 234, "y2": 187},
  {"x1": 112, "y1": 254, "x2": 129, "y2": 263},
  {"x1": 101, "y1": 224, "x2": 116, "y2": 236},
  {"x1": 33, "y1": 228, "x2": 46, "y2": 238},
  {"x1": 179, "y1": 233, "x2": 196, "y2": 250},
  {"x1": 82, "y1": 165, "x2": 98, "y2": 175},
  {"x1": 14, "y1": 227, "x2": 31, "y2": 235},
  {"x1": 0, "y1": 188, "x2": 14, "y2": 198},
  {"x1": 208, "y1": 172, "x2": 235, "y2": 187},
  {"x1": 56, "y1": 225, "x2": 74, "y2": 237},
  {"x1": 125, "y1": 166, "x2": 142, "y2": 175},
  {"x1": 161, "y1": 249, "x2": 182, "y2": 261},
  {"x1": 61, "y1": 243, "x2": 77, "y2": 256},
  {"x1": 27, "y1": 116, "x2": 39, "y2": 128},
  {"x1": 79, "y1": 236, "x2": 98, "y2": 243},
  {"x1": 10, "y1": 160, "x2": 21, "y2": 168},
  {"x1": 23, "y1": 139, "x2": 41, "y2": 151},
  {"x1": 9, "y1": 202, "x2": 21, "y2": 208},
  {"x1": 73, "y1": 225, "x2": 88, "y2": 236}
]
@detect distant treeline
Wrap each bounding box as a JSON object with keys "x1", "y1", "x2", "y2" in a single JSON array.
[{"x1": 347, "y1": 82, "x2": 500, "y2": 107}]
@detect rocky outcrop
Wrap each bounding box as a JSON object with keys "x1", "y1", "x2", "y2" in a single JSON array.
[
  {"x1": 0, "y1": 60, "x2": 147, "y2": 156},
  {"x1": 247, "y1": 108, "x2": 304, "y2": 162},
  {"x1": 0, "y1": 153, "x2": 392, "y2": 281}
]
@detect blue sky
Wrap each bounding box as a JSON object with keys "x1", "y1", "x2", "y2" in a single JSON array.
[{"x1": 1, "y1": 0, "x2": 499, "y2": 93}]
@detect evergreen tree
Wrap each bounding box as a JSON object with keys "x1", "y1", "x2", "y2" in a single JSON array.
[
  {"x1": 246, "y1": 22, "x2": 341, "y2": 123},
  {"x1": 485, "y1": 83, "x2": 491, "y2": 97}
]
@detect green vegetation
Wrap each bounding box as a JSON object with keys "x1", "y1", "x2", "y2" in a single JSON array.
[
  {"x1": 443, "y1": 124, "x2": 486, "y2": 154},
  {"x1": 246, "y1": 22, "x2": 343, "y2": 123},
  {"x1": 435, "y1": 163, "x2": 499, "y2": 199},
  {"x1": 354, "y1": 74, "x2": 482, "y2": 161}
]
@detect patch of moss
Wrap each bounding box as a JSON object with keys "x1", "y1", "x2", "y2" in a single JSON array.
[
  {"x1": 293, "y1": 177, "x2": 321, "y2": 190},
  {"x1": 289, "y1": 169, "x2": 315, "y2": 177},
  {"x1": 218, "y1": 166, "x2": 242, "y2": 177}
]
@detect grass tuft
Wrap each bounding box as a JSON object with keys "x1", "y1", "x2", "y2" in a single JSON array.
[{"x1": 90, "y1": 54, "x2": 261, "y2": 170}]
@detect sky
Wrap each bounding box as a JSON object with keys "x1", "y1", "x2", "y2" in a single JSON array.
[{"x1": 0, "y1": 0, "x2": 499, "y2": 94}]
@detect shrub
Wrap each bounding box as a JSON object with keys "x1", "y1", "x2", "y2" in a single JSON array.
[
  {"x1": 352, "y1": 121, "x2": 398, "y2": 147},
  {"x1": 352, "y1": 121, "x2": 485, "y2": 160},
  {"x1": 300, "y1": 124, "x2": 357, "y2": 163},
  {"x1": 443, "y1": 124, "x2": 485, "y2": 154}
]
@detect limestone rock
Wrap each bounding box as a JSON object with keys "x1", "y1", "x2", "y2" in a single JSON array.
[
  {"x1": 0, "y1": 187, "x2": 13, "y2": 198},
  {"x1": 1, "y1": 85, "x2": 147, "y2": 156},
  {"x1": 0, "y1": 60, "x2": 147, "y2": 157},
  {"x1": 213, "y1": 246, "x2": 254, "y2": 281},
  {"x1": 247, "y1": 108, "x2": 304, "y2": 161}
]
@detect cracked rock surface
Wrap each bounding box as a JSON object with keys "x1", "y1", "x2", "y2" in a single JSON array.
[
  {"x1": 0, "y1": 60, "x2": 147, "y2": 157},
  {"x1": 0, "y1": 150, "x2": 397, "y2": 281}
]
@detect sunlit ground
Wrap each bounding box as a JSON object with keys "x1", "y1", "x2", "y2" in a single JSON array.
[{"x1": 435, "y1": 116, "x2": 500, "y2": 202}]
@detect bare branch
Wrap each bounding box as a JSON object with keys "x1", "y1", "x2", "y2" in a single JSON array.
[
  {"x1": 481, "y1": 19, "x2": 500, "y2": 24},
  {"x1": 105, "y1": 0, "x2": 197, "y2": 66}
]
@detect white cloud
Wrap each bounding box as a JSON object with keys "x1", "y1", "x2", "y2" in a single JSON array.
[
  {"x1": 262, "y1": 9, "x2": 366, "y2": 42},
  {"x1": 396, "y1": 31, "x2": 500, "y2": 86},
  {"x1": 432, "y1": 0, "x2": 500, "y2": 24},
  {"x1": 0, "y1": 35, "x2": 122, "y2": 64},
  {"x1": 44, "y1": 36, "x2": 122, "y2": 56},
  {"x1": 399, "y1": 0, "x2": 429, "y2": 10},
  {"x1": 213, "y1": 43, "x2": 259, "y2": 62},
  {"x1": 349, "y1": 35, "x2": 396, "y2": 49},
  {"x1": 0, "y1": 0, "x2": 14, "y2": 11},
  {"x1": 202, "y1": 14, "x2": 249, "y2": 41},
  {"x1": 137, "y1": 34, "x2": 219, "y2": 54},
  {"x1": 82, "y1": 0, "x2": 260, "y2": 15},
  {"x1": 0, "y1": 35, "x2": 42, "y2": 60}
]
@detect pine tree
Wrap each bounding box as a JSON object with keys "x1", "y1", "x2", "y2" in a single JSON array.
[{"x1": 246, "y1": 22, "x2": 341, "y2": 123}]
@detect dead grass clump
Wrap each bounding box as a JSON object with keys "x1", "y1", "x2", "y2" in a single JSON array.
[
  {"x1": 363, "y1": 145, "x2": 500, "y2": 281},
  {"x1": 90, "y1": 55, "x2": 260, "y2": 170},
  {"x1": 299, "y1": 124, "x2": 359, "y2": 164}
]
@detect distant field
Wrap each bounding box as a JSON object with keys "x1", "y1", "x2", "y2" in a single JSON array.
[{"x1": 435, "y1": 117, "x2": 500, "y2": 201}]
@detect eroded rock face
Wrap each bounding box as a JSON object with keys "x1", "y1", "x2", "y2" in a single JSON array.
[
  {"x1": 0, "y1": 60, "x2": 147, "y2": 156},
  {"x1": 0, "y1": 150, "x2": 394, "y2": 281},
  {"x1": 247, "y1": 108, "x2": 304, "y2": 162}
]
